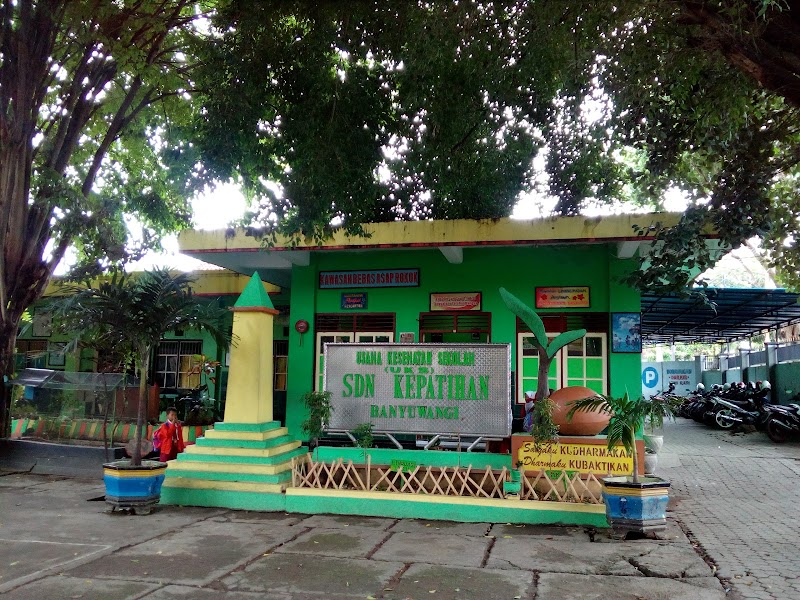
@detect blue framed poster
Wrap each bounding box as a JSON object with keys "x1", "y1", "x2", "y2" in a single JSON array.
[
  {"x1": 612, "y1": 312, "x2": 642, "y2": 353},
  {"x1": 341, "y1": 292, "x2": 368, "y2": 310}
]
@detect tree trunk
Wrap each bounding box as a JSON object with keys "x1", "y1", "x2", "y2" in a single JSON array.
[
  {"x1": 0, "y1": 320, "x2": 20, "y2": 438},
  {"x1": 132, "y1": 349, "x2": 150, "y2": 466},
  {"x1": 536, "y1": 350, "x2": 551, "y2": 402},
  {"x1": 631, "y1": 428, "x2": 640, "y2": 484}
]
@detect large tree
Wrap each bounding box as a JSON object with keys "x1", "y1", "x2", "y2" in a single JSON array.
[
  {"x1": 194, "y1": 0, "x2": 800, "y2": 289},
  {"x1": 0, "y1": 1, "x2": 203, "y2": 435}
]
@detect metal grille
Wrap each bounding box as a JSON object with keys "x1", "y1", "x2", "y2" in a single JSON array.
[
  {"x1": 324, "y1": 343, "x2": 511, "y2": 437},
  {"x1": 155, "y1": 340, "x2": 203, "y2": 390},
  {"x1": 419, "y1": 312, "x2": 491, "y2": 334},
  {"x1": 517, "y1": 313, "x2": 608, "y2": 333},
  {"x1": 748, "y1": 350, "x2": 767, "y2": 366},
  {"x1": 777, "y1": 343, "x2": 800, "y2": 363},
  {"x1": 315, "y1": 313, "x2": 396, "y2": 333}
]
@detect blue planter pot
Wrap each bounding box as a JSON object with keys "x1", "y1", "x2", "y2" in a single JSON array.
[
  {"x1": 601, "y1": 476, "x2": 670, "y2": 535},
  {"x1": 103, "y1": 460, "x2": 168, "y2": 514}
]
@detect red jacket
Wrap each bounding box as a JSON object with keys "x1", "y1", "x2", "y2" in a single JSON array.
[{"x1": 155, "y1": 420, "x2": 185, "y2": 455}]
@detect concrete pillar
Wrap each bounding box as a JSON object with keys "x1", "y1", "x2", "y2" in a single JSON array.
[
  {"x1": 740, "y1": 348, "x2": 750, "y2": 381},
  {"x1": 223, "y1": 273, "x2": 279, "y2": 424}
]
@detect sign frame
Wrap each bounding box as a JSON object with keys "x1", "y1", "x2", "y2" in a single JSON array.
[
  {"x1": 535, "y1": 286, "x2": 591, "y2": 309},
  {"x1": 319, "y1": 269, "x2": 420, "y2": 289},
  {"x1": 429, "y1": 291, "x2": 482, "y2": 312},
  {"x1": 511, "y1": 435, "x2": 645, "y2": 477},
  {"x1": 323, "y1": 342, "x2": 511, "y2": 438},
  {"x1": 340, "y1": 292, "x2": 368, "y2": 310}
]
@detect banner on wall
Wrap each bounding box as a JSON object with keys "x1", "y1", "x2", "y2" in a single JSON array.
[
  {"x1": 535, "y1": 286, "x2": 590, "y2": 309},
  {"x1": 429, "y1": 292, "x2": 481, "y2": 311},
  {"x1": 324, "y1": 342, "x2": 511, "y2": 437},
  {"x1": 641, "y1": 361, "x2": 698, "y2": 398},
  {"x1": 319, "y1": 269, "x2": 419, "y2": 289}
]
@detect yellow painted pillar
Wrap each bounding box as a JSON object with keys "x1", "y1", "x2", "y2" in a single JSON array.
[{"x1": 223, "y1": 273, "x2": 279, "y2": 424}]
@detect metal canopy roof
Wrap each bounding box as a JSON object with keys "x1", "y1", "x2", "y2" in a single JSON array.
[
  {"x1": 9, "y1": 369, "x2": 133, "y2": 390},
  {"x1": 641, "y1": 288, "x2": 800, "y2": 345}
]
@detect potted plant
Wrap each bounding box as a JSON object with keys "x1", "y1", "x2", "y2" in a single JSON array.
[
  {"x1": 567, "y1": 393, "x2": 676, "y2": 536},
  {"x1": 51, "y1": 269, "x2": 230, "y2": 514}
]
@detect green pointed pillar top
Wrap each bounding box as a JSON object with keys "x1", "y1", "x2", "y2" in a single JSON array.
[{"x1": 234, "y1": 272, "x2": 275, "y2": 310}]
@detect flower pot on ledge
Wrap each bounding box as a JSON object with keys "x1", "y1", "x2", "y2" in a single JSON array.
[
  {"x1": 601, "y1": 475, "x2": 670, "y2": 536},
  {"x1": 103, "y1": 459, "x2": 168, "y2": 515}
]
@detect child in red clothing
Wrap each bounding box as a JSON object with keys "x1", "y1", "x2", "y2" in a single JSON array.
[{"x1": 155, "y1": 407, "x2": 185, "y2": 462}]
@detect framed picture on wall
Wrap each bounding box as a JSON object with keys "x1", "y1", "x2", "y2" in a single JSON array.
[
  {"x1": 32, "y1": 312, "x2": 52, "y2": 337},
  {"x1": 47, "y1": 342, "x2": 67, "y2": 367},
  {"x1": 611, "y1": 312, "x2": 642, "y2": 353}
]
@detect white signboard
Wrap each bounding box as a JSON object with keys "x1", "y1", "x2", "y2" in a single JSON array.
[
  {"x1": 324, "y1": 343, "x2": 511, "y2": 437},
  {"x1": 642, "y1": 361, "x2": 698, "y2": 398}
]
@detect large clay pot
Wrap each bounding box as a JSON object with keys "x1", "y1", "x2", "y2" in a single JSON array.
[{"x1": 550, "y1": 386, "x2": 610, "y2": 436}]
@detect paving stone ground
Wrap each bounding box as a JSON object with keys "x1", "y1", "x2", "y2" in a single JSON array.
[
  {"x1": 660, "y1": 418, "x2": 800, "y2": 600},
  {"x1": 14, "y1": 419, "x2": 800, "y2": 599}
]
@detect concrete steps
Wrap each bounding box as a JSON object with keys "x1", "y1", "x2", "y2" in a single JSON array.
[{"x1": 161, "y1": 421, "x2": 306, "y2": 507}]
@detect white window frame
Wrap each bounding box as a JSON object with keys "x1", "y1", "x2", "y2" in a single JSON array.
[
  {"x1": 315, "y1": 331, "x2": 394, "y2": 391},
  {"x1": 516, "y1": 332, "x2": 607, "y2": 404}
]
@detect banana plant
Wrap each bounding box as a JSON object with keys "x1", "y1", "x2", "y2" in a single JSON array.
[{"x1": 499, "y1": 287, "x2": 587, "y2": 444}]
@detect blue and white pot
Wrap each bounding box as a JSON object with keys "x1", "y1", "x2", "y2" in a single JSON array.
[
  {"x1": 103, "y1": 460, "x2": 167, "y2": 515},
  {"x1": 601, "y1": 476, "x2": 670, "y2": 534}
]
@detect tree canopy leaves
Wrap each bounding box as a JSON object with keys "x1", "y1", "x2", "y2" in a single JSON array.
[{"x1": 194, "y1": 0, "x2": 800, "y2": 290}]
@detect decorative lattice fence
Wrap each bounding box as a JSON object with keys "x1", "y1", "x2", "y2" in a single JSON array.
[{"x1": 290, "y1": 455, "x2": 603, "y2": 504}]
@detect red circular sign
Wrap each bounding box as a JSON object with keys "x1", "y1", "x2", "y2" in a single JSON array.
[{"x1": 295, "y1": 319, "x2": 309, "y2": 334}]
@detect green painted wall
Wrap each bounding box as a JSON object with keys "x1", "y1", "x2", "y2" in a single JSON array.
[
  {"x1": 773, "y1": 362, "x2": 800, "y2": 404},
  {"x1": 285, "y1": 243, "x2": 641, "y2": 439}
]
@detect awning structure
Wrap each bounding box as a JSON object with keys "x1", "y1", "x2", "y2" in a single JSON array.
[
  {"x1": 9, "y1": 369, "x2": 133, "y2": 390},
  {"x1": 641, "y1": 288, "x2": 800, "y2": 345}
]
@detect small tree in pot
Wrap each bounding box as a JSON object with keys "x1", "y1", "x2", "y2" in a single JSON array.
[
  {"x1": 567, "y1": 393, "x2": 677, "y2": 536},
  {"x1": 51, "y1": 269, "x2": 230, "y2": 512}
]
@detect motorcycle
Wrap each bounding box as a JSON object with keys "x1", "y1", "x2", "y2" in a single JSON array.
[
  {"x1": 713, "y1": 382, "x2": 772, "y2": 430},
  {"x1": 764, "y1": 403, "x2": 800, "y2": 443}
]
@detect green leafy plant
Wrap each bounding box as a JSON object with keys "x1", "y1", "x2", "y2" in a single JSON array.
[
  {"x1": 499, "y1": 287, "x2": 586, "y2": 448},
  {"x1": 527, "y1": 396, "x2": 559, "y2": 451},
  {"x1": 351, "y1": 422, "x2": 374, "y2": 459},
  {"x1": 567, "y1": 393, "x2": 678, "y2": 484},
  {"x1": 301, "y1": 390, "x2": 333, "y2": 450},
  {"x1": 50, "y1": 269, "x2": 231, "y2": 466}
]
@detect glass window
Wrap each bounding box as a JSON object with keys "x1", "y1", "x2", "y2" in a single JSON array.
[
  {"x1": 586, "y1": 337, "x2": 603, "y2": 357},
  {"x1": 274, "y1": 340, "x2": 288, "y2": 391},
  {"x1": 155, "y1": 340, "x2": 202, "y2": 390}
]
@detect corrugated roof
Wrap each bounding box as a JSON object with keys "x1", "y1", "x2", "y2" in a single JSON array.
[{"x1": 641, "y1": 288, "x2": 800, "y2": 344}]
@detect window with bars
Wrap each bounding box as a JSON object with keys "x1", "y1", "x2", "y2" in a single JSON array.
[
  {"x1": 419, "y1": 312, "x2": 491, "y2": 333},
  {"x1": 314, "y1": 313, "x2": 396, "y2": 390},
  {"x1": 274, "y1": 340, "x2": 288, "y2": 391},
  {"x1": 154, "y1": 340, "x2": 203, "y2": 390},
  {"x1": 15, "y1": 340, "x2": 47, "y2": 369}
]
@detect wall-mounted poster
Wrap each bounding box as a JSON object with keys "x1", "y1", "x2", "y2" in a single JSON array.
[
  {"x1": 429, "y1": 292, "x2": 481, "y2": 311},
  {"x1": 32, "y1": 312, "x2": 52, "y2": 337},
  {"x1": 341, "y1": 292, "x2": 367, "y2": 310},
  {"x1": 47, "y1": 342, "x2": 67, "y2": 367},
  {"x1": 535, "y1": 286, "x2": 590, "y2": 309},
  {"x1": 612, "y1": 312, "x2": 642, "y2": 353}
]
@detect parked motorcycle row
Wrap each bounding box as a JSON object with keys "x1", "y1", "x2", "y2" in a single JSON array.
[{"x1": 676, "y1": 381, "x2": 800, "y2": 443}]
